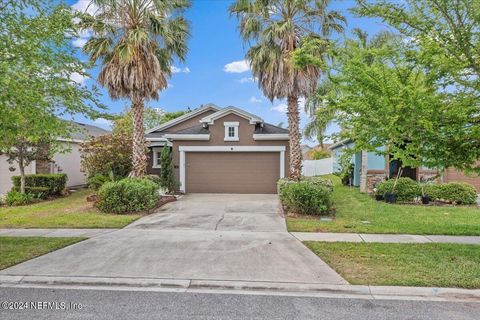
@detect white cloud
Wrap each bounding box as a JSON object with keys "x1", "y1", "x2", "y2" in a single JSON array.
[
  {"x1": 70, "y1": 71, "x2": 89, "y2": 85},
  {"x1": 71, "y1": 0, "x2": 98, "y2": 15},
  {"x1": 93, "y1": 118, "x2": 113, "y2": 128},
  {"x1": 167, "y1": 83, "x2": 174, "y2": 88},
  {"x1": 237, "y1": 76, "x2": 255, "y2": 84},
  {"x1": 72, "y1": 37, "x2": 88, "y2": 48},
  {"x1": 249, "y1": 96, "x2": 262, "y2": 103},
  {"x1": 271, "y1": 103, "x2": 288, "y2": 114},
  {"x1": 224, "y1": 60, "x2": 250, "y2": 73},
  {"x1": 171, "y1": 66, "x2": 190, "y2": 74}
]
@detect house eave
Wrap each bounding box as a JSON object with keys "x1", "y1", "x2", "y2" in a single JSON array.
[
  {"x1": 163, "y1": 134, "x2": 210, "y2": 141},
  {"x1": 252, "y1": 134, "x2": 289, "y2": 141}
]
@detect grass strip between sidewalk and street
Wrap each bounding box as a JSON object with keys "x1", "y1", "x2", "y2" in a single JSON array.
[
  {"x1": 305, "y1": 241, "x2": 480, "y2": 289},
  {"x1": 287, "y1": 175, "x2": 480, "y2": 235},
  {"x1": 0, "y1": 237, "x2": 86, "y2": 270},
  {"x1": 0, "y1": 189, "x2": 141, "y2": 229}
]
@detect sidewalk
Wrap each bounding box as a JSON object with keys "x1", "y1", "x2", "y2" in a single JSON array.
[
  {"x1": 0, "y1": 228, "x2": 118, "y2": 238},
  {"x1": 291, "y1": 232, "x2": 480, "y2": 245}
]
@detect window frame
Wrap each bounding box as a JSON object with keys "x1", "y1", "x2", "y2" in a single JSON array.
[
  {"x1": 224, "y1": 122, "x2": 239, "y2": 141},
  {"x1": 152, "y1": 147, "x2": 162, "y2": 169}
]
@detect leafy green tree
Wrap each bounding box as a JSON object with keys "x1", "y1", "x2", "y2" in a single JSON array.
[
  {"x1": 0, "y1": 1, "x2": 101, "y2": 193},
  {"x1": 159, "y1": 147, "x2": 177, "y2": 193},
  {"x1": 326, "y1": 34, "x2": 480, "y2": 173},
  {"x1": 355, "y1": 0, "x2": 480, "y2": 93},
  {"x1": 80, "y1": 0, "x2": 190, "y2": 177},
  {"x1": 112, "y1": 108, "x2": 188, "y2": 136},
  {"x1": 230, "y1": 0, "x2": 345, "y2": 180}
]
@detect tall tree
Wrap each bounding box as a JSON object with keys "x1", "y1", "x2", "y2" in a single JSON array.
[
  {"x1": 80, "y1": 0, "x2": 190, "y2": 177},
  {"x1": 0, "y1": 0, "x2": 101, "y2": 193},
  {"x1": 230, "y1": 0, "x2": 345, "y2": 180}
]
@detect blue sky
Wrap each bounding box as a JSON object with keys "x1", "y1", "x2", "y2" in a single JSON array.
[{"x1": 68, "y1": 0, "x2": 387, "y2": 145}]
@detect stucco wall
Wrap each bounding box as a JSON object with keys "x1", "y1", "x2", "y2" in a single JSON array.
[
  {"x1": 0, "y1": 155, "x2": 36, "y2": 194},
  {"x1": 52, "y1": 142, "x2": 86, "y2": 187}
]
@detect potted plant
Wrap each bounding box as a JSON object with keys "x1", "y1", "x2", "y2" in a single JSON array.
[
  {"x1": 385, "y1": 168, "x2": 402, "y2": 204},
  {"x1": 420, "y1": 183, "x2": 431, "y2": 204}
]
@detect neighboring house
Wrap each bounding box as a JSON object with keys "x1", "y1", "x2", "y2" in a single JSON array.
[
  {"x1": 0, "y1": 122, "x2": 109, "y2": 194},
  {"x1": 145, "y1": 104, "x2": 289, "y2": 194},
  {"x1": 301, "y1": 144, "x2": 312, "y2": 158},
  {"x1": 330, "y1": 139, "x2": 480, "y2": 192}
]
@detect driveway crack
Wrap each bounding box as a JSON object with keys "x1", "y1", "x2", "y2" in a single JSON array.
[{"x1": 215, "y1": 213, "x2": 225, "y2": 231}]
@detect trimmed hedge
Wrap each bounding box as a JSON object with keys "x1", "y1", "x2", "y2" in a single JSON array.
[
  {"x1": 278, "y1": 177, "x2": 333, "y2": 215},
  {"x1": 12, "y1": 174, "x2": 67, "y2": 196},
  {"x1": 377, "y1": 178, "x2": 477, "y2": 205},
  {"x1": 96, "y1": 178, "x2": 160, "y2": 214},
  {"x1": 423, "y1": 182, "x2": 477, "y2": 205},
  {"x1": 376, "y1": 178, "x2": 421, "y2": 202}
]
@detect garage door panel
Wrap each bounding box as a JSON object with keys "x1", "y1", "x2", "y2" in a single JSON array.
[{"x1": 186, "y1": 152, "x2": 280, "y2": 193}]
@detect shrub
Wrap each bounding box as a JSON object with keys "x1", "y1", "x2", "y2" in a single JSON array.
[
  {"x1": 304, "y1": 176, "x2": 334, "y2": 192},
  {"x1": 96, "y1": 178, "x2": 159, "y2": 214},
  {"x1": 281, "y1": 182, "x2": 332, "y2": 215},
  {"x1": 376, "y1": 177, "x2": 421, "y2": 202},
  {"x1": 87, "y1": 174, "x2": 111, "y2": 191},
  {"x1": 437, "y1": 182, "x2": 477, "y2": 205},
  {"x1": 145, "y1": 174, "x2": 161, "y2": 186},
  {"x1": 80, "y1": 133, "x2": 133, "y2": 179},
  {"x1": 12, "y1": 174, "x2": 67, "y2": 196},
  {"x1": 159, "y1": 147, "x2": 177, "y2": 193},
  {"x1": 5, "y1": 191, "x2": 34, "y2": 206},
  {"x1": 421, "y1": 183, "x2": 441, "y2": 200},
  {"x1": 277, "y1": 178, "x2": 294, "y2": 195}
]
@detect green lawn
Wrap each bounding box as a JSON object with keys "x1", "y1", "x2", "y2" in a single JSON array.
[
  {"x1": 0, "y1": 237, "x2": 85, "y2": 270},
  {"x1": 305, "y1": 241, "x2": 480, "y2": 288},
  {"x1": 0, "y1": 189, "x2": 141, "y2": 228},
  {"x1": 287, "y1": 175, "x2": 480, "y2": 235}
]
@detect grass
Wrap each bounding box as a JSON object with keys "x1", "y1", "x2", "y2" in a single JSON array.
[
  {"x1": 305, "y1": 241, "x2": 480, "y2": 289},
  {"x1": 0, "y1": 236, "x2": 85, "y2": 270},
  {"x1": 0, "y1": 189, "x2": 141, "y2": 228},
  {"x1": 287, "y1": 175, "x2": 480, "y2": 235}
]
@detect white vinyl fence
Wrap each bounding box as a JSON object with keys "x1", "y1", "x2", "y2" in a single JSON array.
[{"x1": 302, "y1": 158, "x2": 333, "y2": 177}]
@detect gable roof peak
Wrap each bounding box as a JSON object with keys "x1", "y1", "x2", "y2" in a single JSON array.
[{"x1": 200, "y1": 106, "x2": 263, "y2": 125}]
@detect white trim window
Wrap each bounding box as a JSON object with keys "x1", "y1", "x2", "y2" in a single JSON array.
[
  {"x1": 224, "y1": 121, "x2": 239, "y2": 141},
  {"x1": 152, "y1": 147, "x2": 162, "y2": 169}
]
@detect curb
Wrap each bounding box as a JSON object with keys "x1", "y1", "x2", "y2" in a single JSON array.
[{"x1": 1, "y1": 275, "x2": 479, "y2": 302}]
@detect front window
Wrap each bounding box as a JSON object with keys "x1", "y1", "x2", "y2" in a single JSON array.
[
  {"x1": 224, "y1": 122, "x2": 239, "y2": 141},
  {"x1": 152, "y1": 148, "x2": 162, "y2": 168}
]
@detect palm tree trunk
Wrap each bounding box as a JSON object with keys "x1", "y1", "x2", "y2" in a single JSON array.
[
  {"x1": 129, "y1": 94, "x2": 147, "y2": 177},
  {"x1": 287, "y1": 95, "x2": 302, "y2": 181}
]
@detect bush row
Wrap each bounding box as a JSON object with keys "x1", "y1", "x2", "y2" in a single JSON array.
[
  {"x1": 12, "y1": 174, "x2": 67, "y2": 196},
  {"x1": 278, "y1": 177, "x2": 333, "y2": 215},
  {"x1": 375, "y1": 178, "x2": 477, "y2": 205}
]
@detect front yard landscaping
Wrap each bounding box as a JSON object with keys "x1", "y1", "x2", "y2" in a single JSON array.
[
  {"x1": 305, "y1": 241, "x2": 480, "y2": 289},
  {"x1": 287, "y1": 175, "x2": 480, "y2": 235},
  {"x1": 0, "y1": 237, "x2": 85, "y2": 270},
  {"x1": 0, "y1": 189, "x2": 141, "y2": 228}
]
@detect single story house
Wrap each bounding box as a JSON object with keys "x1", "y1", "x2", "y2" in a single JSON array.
[
  {"x1": 330, "y1": 139, "x2": 480, "y2": 192},
  {"x1": 0, "y1": 122, "x2": 109, "y2": 194},
  {"x1": 145, "y1": 103, "x2": 289, "y2": 194}
]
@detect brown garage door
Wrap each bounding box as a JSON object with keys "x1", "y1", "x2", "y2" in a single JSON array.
[{"x1": 185, "y1": 152, "x2": 280, "y2": 193}]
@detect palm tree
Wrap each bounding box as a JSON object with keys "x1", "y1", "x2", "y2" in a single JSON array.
[
  {"x1": 230, "y1": 0, "x2": 345, "y2": 180},
  {"x1": 80, "y1": 0, "x2": 190, "y2": 176},
  {"x1": 304, "y1": 79, "x2": 336, "y2": 148}
]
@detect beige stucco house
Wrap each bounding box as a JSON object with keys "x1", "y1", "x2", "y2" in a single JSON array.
[
  {"x1": 145, "y1": 104, "x2": 290, "y2": 194},
  {"x1": 0, "y1": 122, "x2": 109, "y2": 194}
]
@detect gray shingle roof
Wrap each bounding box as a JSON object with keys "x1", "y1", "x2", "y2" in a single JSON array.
[
  {"x1": 171, "y1": 124, "x2": 209, "y2": 134},
  {"x1": 254, "y1": 123, "x2": 289, "y2": 134},
  {"x1": 67, "y1": 121, "x2": 110, "y2": 140}
]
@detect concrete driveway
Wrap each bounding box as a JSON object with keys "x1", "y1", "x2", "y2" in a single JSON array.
[{"x1": 1, "y1": 194, "x2": 346, "y2": 285}]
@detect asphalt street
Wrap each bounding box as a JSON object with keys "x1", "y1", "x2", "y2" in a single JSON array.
[{"x1": 0, "y1": 287, "x2": 478, "y2": 320}]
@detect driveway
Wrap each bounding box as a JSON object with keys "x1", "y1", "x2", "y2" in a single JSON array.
[{"x1": 1, "y1": 194, "x2": 346, "y2": 284}]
